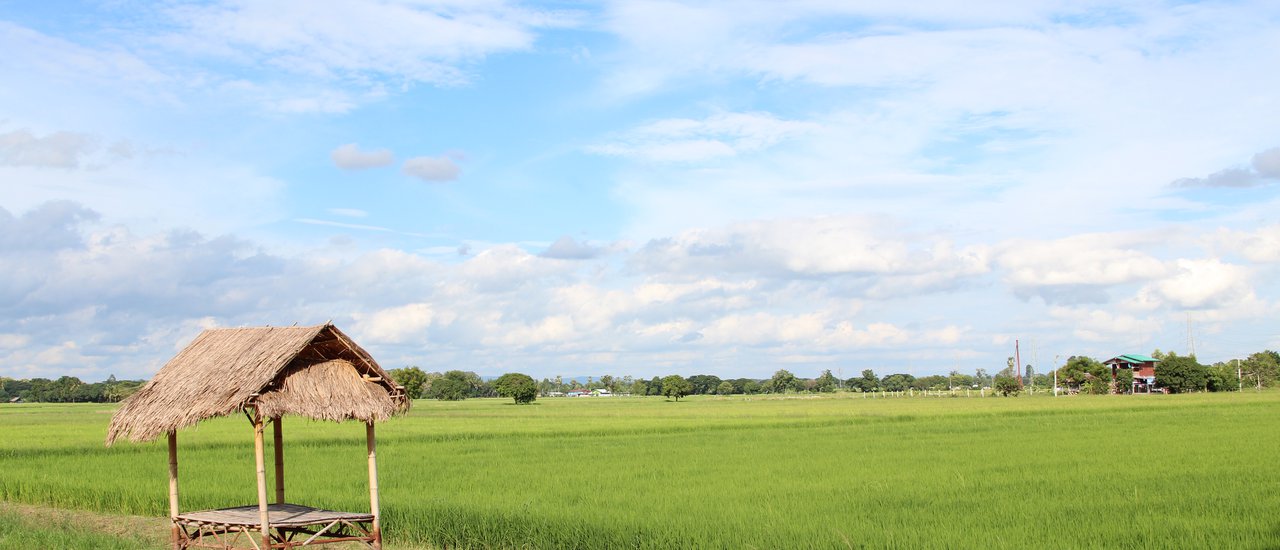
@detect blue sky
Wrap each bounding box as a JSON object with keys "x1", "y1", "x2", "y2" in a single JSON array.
[{"x1": 3, "y1": 0, "x2": 1280, "y2": 382}]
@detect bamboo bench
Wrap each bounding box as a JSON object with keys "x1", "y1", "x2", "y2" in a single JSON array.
[{"x1": 174, "y1": 503, "x2": 376, "y2": 549}]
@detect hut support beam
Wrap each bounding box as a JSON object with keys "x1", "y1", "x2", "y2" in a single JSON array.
[
  {"x1": 366, "y1": 421, "x2": 381, "y2": 549},
  {"x1": 168, "y1": 431, "x2": 180, "y2": 549},
  {"x1": 273, "y1": 418, "x2": 285, "y2": 504},
  {"x1": 253, "y1": 414, "x2": 271, "y2": 550}
]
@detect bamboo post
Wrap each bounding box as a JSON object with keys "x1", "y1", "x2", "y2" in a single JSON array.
[
  {"x1": 254, "y1": 414, "x2": 272, "y2": 549},
  {"x1": 167, "y1": 431, "x2": 180, "y2": 549},
  {"x1": 273, "y1": 418, "x2": 285, "y2": 504},
  {"x1": 367, "y1": 421, "x2": 382, "y2": 549}
]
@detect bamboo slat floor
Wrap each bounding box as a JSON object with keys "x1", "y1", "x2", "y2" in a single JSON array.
[{"x1": 176, "y1": 504, "x2": 373, "y2": 528}]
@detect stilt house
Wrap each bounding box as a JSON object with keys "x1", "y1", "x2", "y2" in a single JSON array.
[
  {"x1": 1103, "y1": 354, "x2": 1160, "y2": 393},
  {"x1": 106, "y1": 323, "x2": 409, "y2": 549}
]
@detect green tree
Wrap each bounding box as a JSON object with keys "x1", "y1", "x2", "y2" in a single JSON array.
[
  {"x1": 688, "y1": 374, "x2": 723, "y2": 395},
  {"x1": 813, "y1": 370, "x2": 838, "y2": 393},
  {"x1": 388, "y1": 366, "x2": 429, "y2": 399},
  {"x1": 741, "y1": 379, "x2": 761, "y2": 394},
  {"x1": 1156, "y1": 354, "x2": 1208, "y2": 394},
  {"x1": 648, "y1": 376, "x2": 664, "y2": 396},
  {"x1": 1241, "y1": 351, "x2": 1280, "y2": 389},
  {"x1": 880, "y1": 373, "x2": 915, "y2": 392},
  {"x1": 716, "y1": 380, "x2": 735, "y2": 395},
  {"x1": 493, "y1": 373, "x2": 538, "y2": 404},
  {"x1": 629, "y1": 379, "x2": 648, "y2": 396},
  {"x1": 428, "y1": 371, "x2": 472, "y2": 401},
  {"x1": 993, "y1": 375, "x2": 1020, "y2": 396},
  {"x1": 1206, "y1": 362, "x2": 1239, "y2": 392},
  {"x1": 661, "y1": 375, "x2": 692, "y2": 401},
  {"x1": 768, "y1": 370, "x2": 799, "y2": 393}
]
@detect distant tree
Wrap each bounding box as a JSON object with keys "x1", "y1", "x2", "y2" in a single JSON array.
[
  {"x1": 648, "y1": 376, "x2": 664, "y2": 396},
  {"x1": 768, "y1": 370, "x2": 799, "y2": 393},
  {"x1": 1241, "y1": 351, "x2": 1280, "y2": 389},
  {"x1": 973, "y1": 369, "x2": 990, "y2": 388},
  {"x1": 1206, "y1": 362, "x2": 1238, "y2": 392},
  {"x1": 741, "y1": 380, "x2": 761, "y2": 394},
  {"x1": 599, "y1": 375, "x2": 616, "y2": 393},
  {"x1": 1056, "y1": 356, "x2": 1106, "y2": 393},
  {"x1": 388, "y1": 367, "x2": 429, "y2": 399},
  {"x1": 716, "y1": 381, "x2": 735, "y2": 395},
  {"x1": 661, "y1": 375, "x2": 692, "y2": 401},
  {"x1": 814, "y1": 370, "x2": 838, "y2": 393},
  {"x1": 428, "y1": 371, "x2": 471, "y2": 401},
  {"x1": 688, "y1": 374, "x2": 723, "y2": 395},
  {"x1": 1112, "y1": 368, "x2": 1134, "y2": 394},
  {"x1": 915, "y1": 375, "x2": 948, "y2": 391},
  {"x1": 493, "y1": 373, "x2": 538, "y2": 404},
  {"x1": 993, "y1": 375, "x2": 1020, "y2": 396},
  {"x1": 1156, "y1": 354, "x2": 1208, "y2": 394},
  {"x1": 630, "y1": 380, "x2": 648, "y2": 396},
  {"x1": 880, "y1": 373, "x2": 915, "y2": 392}
]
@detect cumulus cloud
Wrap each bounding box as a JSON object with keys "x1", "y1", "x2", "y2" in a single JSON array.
[
  {"x1": 996, "y1": 232, "x2": 1168, "y2": 304},
  {"x1": 1171, "y1": 146, "x2": 1280, "y2": 188},
  {"x1": 539, "y1": 236, "x2": 605, "y2": 260},
  {"x1": 0, "y1": 129, "x2": 98, "y2": 168},
  {"x1": 1140, "y1": 259, "x2": 1253, "y2": 310},
  {"x1": 331, "y1": 143, "x2": 394, "y2": 169},
  {"x1": 630, "y1": 216, "x2": 989, "y2": 297},
  {"x1": 402, "y1": 155, "x2": 460, "y2": 182}
]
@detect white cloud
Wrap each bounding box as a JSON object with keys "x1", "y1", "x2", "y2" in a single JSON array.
[
  {"x1": 162, "y1": 0, "x2": 570, "y2": 87},
  {"x1": 402, "y1": 155, "x2": 461, "y2": 182},
  {"x1": 996, "y1": 232, "x2": 1169, "y2": 303},
  {"x1": 331, "y1": 143, "x2": 394, "y2": 169},
  {"x1": 328, "y1": 208, "x2": 368, "y2": 218},
  {"x1": 1254, "y1": 147, "x2": 1280, "y2": 179},
  {"x1": 590, "y1": 112, "x2": 820, "y2": 162},
  {"x1": 1142, "y1": 258, "x2": 1253, "y2": 310},
  {"x1": 354, "y1": 303, "x2": 443, "y2": 345},
  {"x1": 0, "y1": 129, "x2": 98, "y2": 168}
]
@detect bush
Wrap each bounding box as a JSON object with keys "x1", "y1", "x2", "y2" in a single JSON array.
[
  {"x1": 993, "y1": 375, "x2": 1020, "y2": 396},
  {"x1": 493, "y1": 373, "x2": 538, "y2": 404}
]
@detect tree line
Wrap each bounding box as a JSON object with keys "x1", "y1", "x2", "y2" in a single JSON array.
[
  {"x1": 7, "y1": 349, "x2": 1276, "y2": 405},
  {"x1": 0, "y1": 375, "x2": 145, "y2": 403},
  {"x1": 388, "y1": 348, "x2": 1280, "y2": 404}
]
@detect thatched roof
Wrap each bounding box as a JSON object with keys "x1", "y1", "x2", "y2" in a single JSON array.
[{"x1": 107, "y1": 323, "x2": 408, "y2": 445}]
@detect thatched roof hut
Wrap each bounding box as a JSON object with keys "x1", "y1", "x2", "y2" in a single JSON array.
[
  {"x1": 108, "y1": 323, "x2": 407, "y2": 445},
  {"x1": 106, "y1": 323, "x2": 408, "y2": 549}
]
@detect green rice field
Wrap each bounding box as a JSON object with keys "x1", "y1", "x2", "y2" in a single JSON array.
[{"x1": 2, "y1": 392, "x2": 1278, "y2": 549}]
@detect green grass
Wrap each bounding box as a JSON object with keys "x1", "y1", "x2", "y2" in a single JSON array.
[
  {"x1": 0, "y1": 503, "x2": 163, "y2": 550},
  {"x1": 2, "y1": 392, "x2": 1279, "y2": 548}
]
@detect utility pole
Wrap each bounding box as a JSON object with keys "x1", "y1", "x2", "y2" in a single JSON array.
[
  {"x1": 1015, "y1": 340, "x2": 1023, "y2": 389},
  {"x1": 1053, "y1": 354, "x2": 1060, "y2": 396}
]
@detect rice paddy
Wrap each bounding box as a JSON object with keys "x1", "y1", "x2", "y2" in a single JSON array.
[{"x1": 2, "y1": 392, "x2": 1278, "y2": 549}]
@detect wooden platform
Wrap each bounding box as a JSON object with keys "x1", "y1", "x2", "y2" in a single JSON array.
[
  {"x1": 173, "y1": 503, "x2": 376, "y2": 549},
  {"x1": 177, "y1": 504, "x2": 374, "y2": 528}
]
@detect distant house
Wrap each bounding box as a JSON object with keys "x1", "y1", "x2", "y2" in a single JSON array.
[
  {"x1": 1104, "y1": 354, "x2": 1160, "y2": 393},
  {"x1": 7, "y1": 396, "x2": 21, "y2": 403},
  {"x1": 595, "y1": 389, "x2": 612, "y2": 397},
  {"x1": 566, "y1": 390, "x2": 589, "y2": 397}
]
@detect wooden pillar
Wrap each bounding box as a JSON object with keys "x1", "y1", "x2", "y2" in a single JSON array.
[
  {"x1": 254, "y1": 414, "x2": 272, "y2": 549},
  {"x1": 167, "y1": 431, "x2": 180, "y2": 549},
  {"x1": 367, "y1": 421, "x2": 382, "y2": 549},
  {"x1": 273, "y1": 418, "x2": 285, "y2": 504}
]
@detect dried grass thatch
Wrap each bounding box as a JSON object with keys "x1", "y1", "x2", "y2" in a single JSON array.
[{"x1": 106, "y1": 323, "x2": 407, "y2": 445}]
